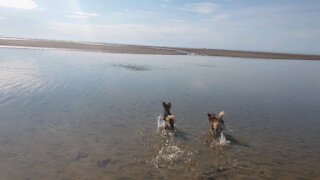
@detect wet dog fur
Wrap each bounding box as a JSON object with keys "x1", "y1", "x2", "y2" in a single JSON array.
[
  {"x1": 162, "y1": 102, "x2": 175, "y2": 130},
  {"x1": 207, "y1": 111, "x2": 225, "y2": 137}
]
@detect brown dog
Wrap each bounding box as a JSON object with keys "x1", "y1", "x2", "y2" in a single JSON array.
[
  {"x1": 207, "y1": 111, "x2": 225, "y2": 137},
  {"x1": 163, "y1": 102, "x2": 175, "y2": 130}
]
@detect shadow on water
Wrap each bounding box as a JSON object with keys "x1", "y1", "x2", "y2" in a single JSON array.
[
  {"x1": 191, "y1": 64, "x2": 216, "y2": 68},
  {"x1": 225, "y1": 133, "x2": 250, "y2": 148},
  {"x1": 110, "y1": 63, "x2": 151, "y2": 71},
  {"x1": 172, "y1": 128, "x2": 190, "y2": 141},
  {"x1": 182, "y1": 62, "x2": 216, "y2": 68}
]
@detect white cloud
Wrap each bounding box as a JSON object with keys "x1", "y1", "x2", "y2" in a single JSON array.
[
  {"x1": 0, "y1": 0, "x2": 38, "y2": 10},
  {"x1": 65, "y1": 11, "x2": 98, "y2": 19},
  {"x1": 181, "y1": 3, "x2": 218, "y2": 14}
]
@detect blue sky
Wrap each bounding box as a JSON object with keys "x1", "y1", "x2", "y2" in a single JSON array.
[{"x1": 0, "y1": 0, "x2": 319, "y2": 54}]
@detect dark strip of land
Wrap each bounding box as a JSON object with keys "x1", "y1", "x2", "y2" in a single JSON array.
[{"x1": 1, "y1": 38, "x2": 319, "y2": 60}]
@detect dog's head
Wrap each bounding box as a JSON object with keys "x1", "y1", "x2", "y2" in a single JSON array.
[
  {"x1": 208, "y1": 112, "x2": 225, "y2": 136},
  {"x1": 162, "y1": 102, "x2": 171, "y2": 112},
  {"x1": 207, "y1": 113, "x2": 218, "y2": 130}
]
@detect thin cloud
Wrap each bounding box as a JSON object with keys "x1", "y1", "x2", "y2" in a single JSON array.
[
  {"x1": 181, "y1": 2, "x2": 218, "y2": 14},
  {"x1": 0, "y1": 0, "x2": 38, "y2": 10},
  {"x1": 113, "y1": 9, "x2": 161, "y2": 19},
  {"x1": 204, "y1": 14, "x2": 230, "y2": 22},
  {"x1": 65, "y1": 11, "x2": 98, "y2": 19},
  {"x1": 49, "y1": 22, "x2": 207, "y2": 35},
  {"x1": 48, "y1": 22, "x2": 208, "y2": 44}
]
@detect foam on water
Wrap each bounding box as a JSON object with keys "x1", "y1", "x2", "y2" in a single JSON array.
[
  {"x1": 154, "y1": 144, "x2": 193, "y2": 169},
  {"x1": 156, "y1": 145, "x2": 183, "y2": 162}
]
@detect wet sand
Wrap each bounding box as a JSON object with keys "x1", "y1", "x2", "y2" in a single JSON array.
[{"x1": 1, "y1": 37, "x2": 320, "y2": 60}]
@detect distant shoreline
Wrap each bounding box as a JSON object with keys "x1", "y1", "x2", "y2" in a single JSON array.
[{"x1": 1, "y1": 37, "x2": 319, "y2": 60}]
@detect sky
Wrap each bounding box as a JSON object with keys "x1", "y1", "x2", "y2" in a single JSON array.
[{"x1": 0, "y1": 0, "x2": 319, "y2": 54}]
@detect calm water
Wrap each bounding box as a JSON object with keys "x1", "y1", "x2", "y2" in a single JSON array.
[{"x1": 0, "y1": 48, "x2": 319, "y2": 180}]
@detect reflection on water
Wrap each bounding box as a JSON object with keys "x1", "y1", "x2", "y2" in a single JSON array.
[
  {"x1": 110, "y1": 63, "x2": 151, "y2": 71},
  {"x1": 0, "y1": 48, "x2": 320, "y2": 179},
  {"x1": 0, "y1": 59, "x2": 43, "y2": 104}
]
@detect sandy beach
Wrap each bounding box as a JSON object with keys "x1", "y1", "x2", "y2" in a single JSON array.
[{"x1": 1, "y1": 37, "x2": 319, "y2": 60}]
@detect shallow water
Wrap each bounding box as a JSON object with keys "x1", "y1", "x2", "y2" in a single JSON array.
[{"x1": 0, "y1": 48, "x2": 319, "y2": 179}]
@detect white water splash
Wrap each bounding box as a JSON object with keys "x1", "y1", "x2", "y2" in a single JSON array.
[
  {"x1": 157, "y1": 114, "x2": 164, "y2": 133},
  {"x1": 219, "y1": 131, "x2": 231, "y2": 146},
  {"x1": 209, "y1": 130, "x2": 231, "y2": 147},
  {"x1": 153, "y1": 115, "x2": 193, "y2": 172},
  {"x1": 155, "y1": 145, "x2": 193, "y2": 167},
  {"x1": 156, "y1": 146, "x2": 183, "y2": 162},
  {"x1": 156, "y1": 115, "x2": 185, "y2": 162}
]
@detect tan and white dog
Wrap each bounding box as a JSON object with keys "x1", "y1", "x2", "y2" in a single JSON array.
[
  {"x1": 163, "y1": 102, "x2": 175, "y2": 130},
  {"x1": 207, "y1": 111, "x2": 225, "y2": 137}
]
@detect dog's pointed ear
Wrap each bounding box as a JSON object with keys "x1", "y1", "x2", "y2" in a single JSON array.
[
  {"x1": 168, "y1": 102, "x2": 171, "y2": 108},
  {"x1": 162, "y1": 101, "x2": 166, "y2": 107}
]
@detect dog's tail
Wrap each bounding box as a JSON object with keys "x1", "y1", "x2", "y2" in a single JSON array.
[{"x1": 218, "y1": 111, "x2": 225, "y2": 120}]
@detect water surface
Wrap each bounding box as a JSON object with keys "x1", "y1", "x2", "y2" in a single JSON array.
[{"x1": 0, "y1": 48, "x2": 319, "y2": 179}]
